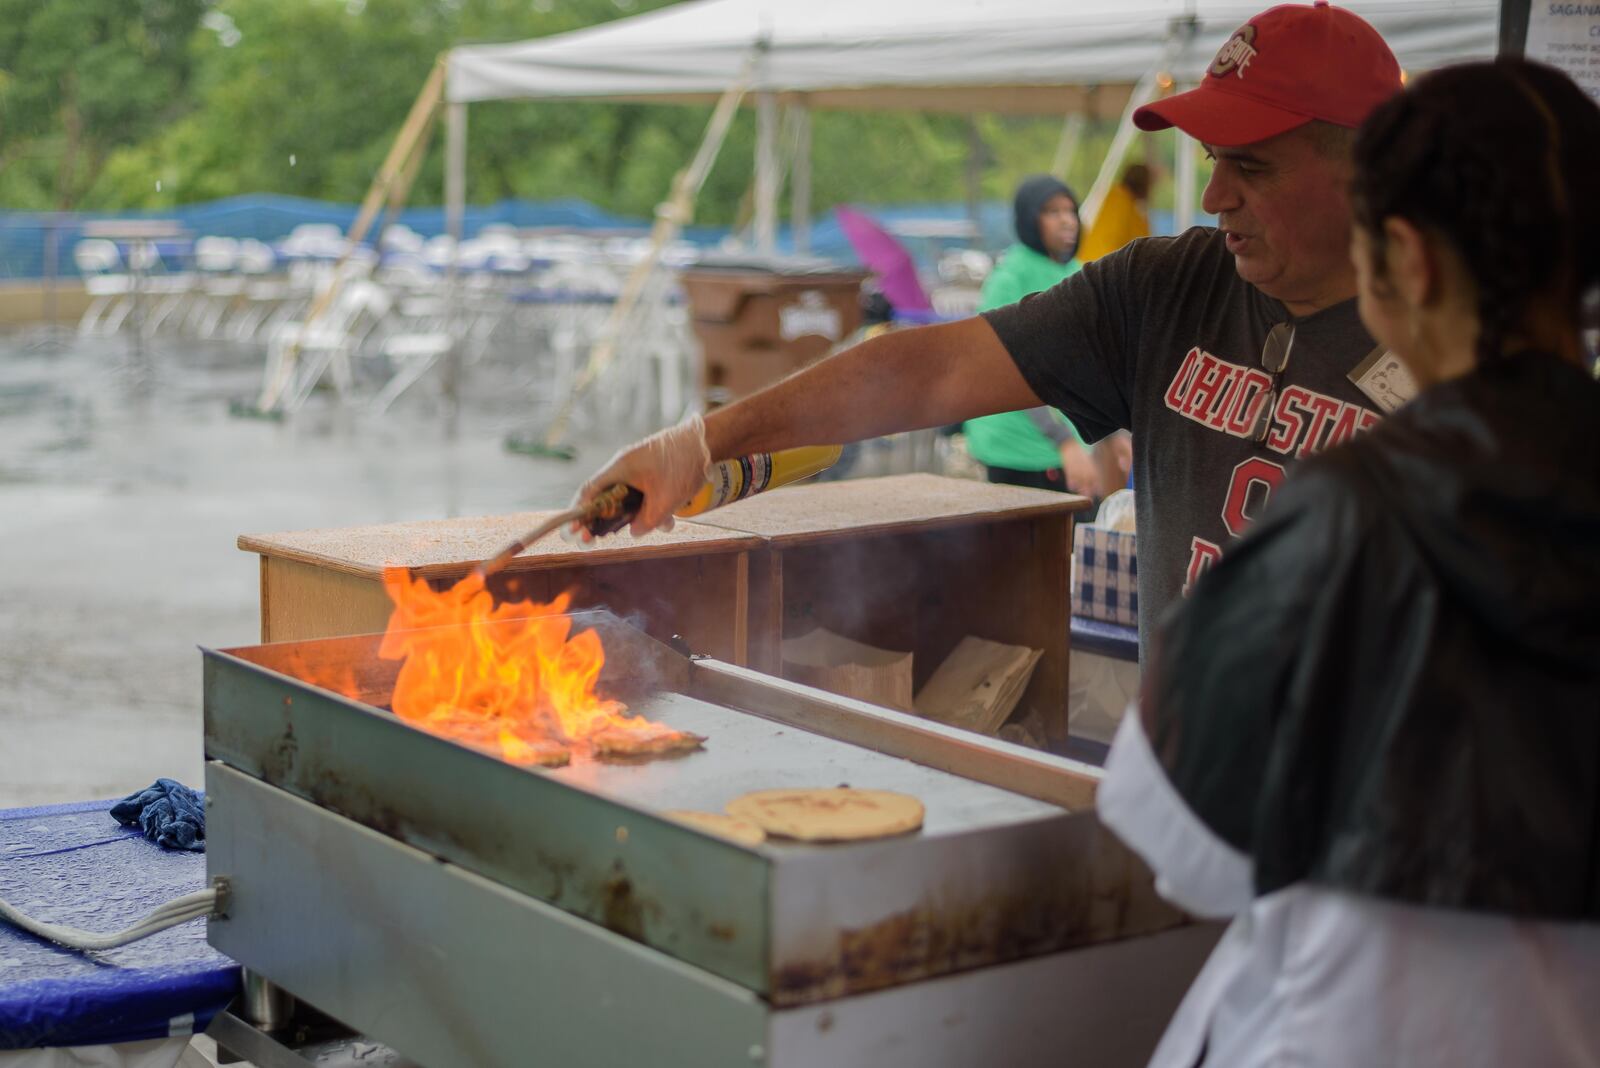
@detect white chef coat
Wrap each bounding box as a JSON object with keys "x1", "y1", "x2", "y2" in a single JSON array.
[{"x1": 1099, "y1": 710, "x2": 1600, "y2": 1068}]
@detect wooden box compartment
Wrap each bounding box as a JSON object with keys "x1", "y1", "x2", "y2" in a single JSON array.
[
  {"x1": 239, "y1": 476, "x2": 1087, "y2": 747},
  {"x1": 693, "y1": 474, "x2": 1090, "y2": 746},
  {"x1": 239, "y1": 513, "x2": 764, "y2": 665}
]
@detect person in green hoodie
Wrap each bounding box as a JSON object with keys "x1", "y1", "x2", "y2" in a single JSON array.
[{"x1": 963, "y1": 175, "x2": 1102, "y2": 495}]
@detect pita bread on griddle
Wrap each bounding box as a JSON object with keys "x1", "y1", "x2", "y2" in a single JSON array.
[
  {"x1": 725, "y1": 788, "x2": 924, "y2": 842},
  {"x1": 589, "y1": 723, "x2": 705, "y2": 760}
]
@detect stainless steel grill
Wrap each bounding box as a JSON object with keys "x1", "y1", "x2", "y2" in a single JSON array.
[{"x1": 202, "y1": 612, "x2": 1212, "y2": 1067}]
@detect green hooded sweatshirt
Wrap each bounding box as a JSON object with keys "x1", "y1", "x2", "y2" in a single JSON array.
[{"x1": 963, "y1": 241, "x2": 1082, "y2": 471}]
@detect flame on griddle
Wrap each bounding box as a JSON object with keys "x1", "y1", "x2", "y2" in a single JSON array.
[{"x1": 345, "y1": 568, "x2": 682, "y2": 766}]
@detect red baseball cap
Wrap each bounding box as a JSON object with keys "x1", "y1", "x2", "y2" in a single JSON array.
[{"x1": 1134, "y1": 1, "x2": 1402, "y2": 147}]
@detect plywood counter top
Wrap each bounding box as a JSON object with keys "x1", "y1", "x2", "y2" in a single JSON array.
[
  {"x1": 692, "y1": 473, "x2": 1089, "y2": 544},
  {"x1": 239, "y1": 511, "x2": 763, "y2": 581}
]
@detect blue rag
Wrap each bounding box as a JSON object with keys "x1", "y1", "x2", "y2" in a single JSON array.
[{"x1": 109, "y1": 779, "x2": 205, "y2": 852}]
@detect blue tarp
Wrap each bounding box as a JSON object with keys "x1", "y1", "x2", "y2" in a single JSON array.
[
  {"x1": 0, "y1": 799, "x2": 239, "y2": 1050},
  {"x1": 0, "y1": 192, "x2": 1184, "y2": 280},
  {"x1": 0, "y1": 194, "x2": 715, "y2": 280}
]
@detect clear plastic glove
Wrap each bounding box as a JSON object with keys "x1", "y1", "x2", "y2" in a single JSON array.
[
  {"x1": 573, "y1": 414, "x2": 712, "y2": 539},
  {"x1": 1058, "y1": 439, "x2": 1103, "y2": 499},
  {"x1": 1093, "y1": 431, "x2": 1133, "y2": 496}
]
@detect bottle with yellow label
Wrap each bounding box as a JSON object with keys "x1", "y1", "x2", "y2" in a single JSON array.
[
  {"x1": 677, "y1": 445, "x2": 843, "y2": 517},
  {"x1": 584, "y1": 445, "x2": 843, "y2": 537}
]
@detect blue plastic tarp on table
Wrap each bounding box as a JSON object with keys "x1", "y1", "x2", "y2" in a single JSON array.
[
  {"x1": 0, "y1": 799, "x2": 239, "y2": 1050},
  {"x1": 1070, "y1": 616, "x2": 1140, "y2": 663}
]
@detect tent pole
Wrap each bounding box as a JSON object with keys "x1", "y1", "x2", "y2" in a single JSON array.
[
  {"x1": 256, "y1": 55, "x2": 445, "y2": 412},
  {"x1": 964, "y1": 118, "x2": 988, "y2": 238},
  {"x1": 755, "y1": 91, "x2": 780, "y2": 255},
  {"x1": 1079, "y1": 62, "x2": 1166, "y2": 230},
  {"x1": 1050, "y1": 111, "x2": 1086, "y2": 179},
  {"x1": 1175, "y1": 100, "x2": 1197, "y2": 231},
  {"x1": 442, "y1": 99, "x2": 468, "y2": 424},
  {"x1": 446, "y1": 101, "x2": 467, "y2": 244},
  {"x1": 377, "y1": 98, "x2": 441, "y2": 243},
  {"x1": 790, "y1": 101, "x2": 812, "y2": 254},
  {"x1": 539, "y1": 58, "x2": 756, "y2": 450}
]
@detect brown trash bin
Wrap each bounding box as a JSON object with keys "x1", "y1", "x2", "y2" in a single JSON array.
[{"x1": 678, "y1": 256, "x2": 868, "y2": 408}]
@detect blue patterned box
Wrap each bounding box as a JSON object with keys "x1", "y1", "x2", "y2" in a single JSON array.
[{"x1": 1071, "y1": 525, "x2": 1138, "y2": 627}]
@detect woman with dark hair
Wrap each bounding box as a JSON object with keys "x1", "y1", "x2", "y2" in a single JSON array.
[{"x1": 1098, "y1": 59, "x2": 1600, "y2": 1068}]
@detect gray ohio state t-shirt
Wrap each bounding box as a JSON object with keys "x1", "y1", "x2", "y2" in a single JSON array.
[{"x1": 982, "y1": 227, "x2": 1382, "y2": 655}]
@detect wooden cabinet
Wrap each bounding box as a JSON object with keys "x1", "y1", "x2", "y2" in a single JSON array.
[
  {"x1": 693, "y1": 474, "x2": 1089, "y2": 745},
  {"x1": 240, "y1": 513, "x2": 763, "y2": 665},
  {"x1": 240, "y1": 475, "x2": 1088, "y2": 743}
]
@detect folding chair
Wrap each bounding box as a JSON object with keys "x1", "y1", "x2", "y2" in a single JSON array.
[
  {"x1": 74, "y1": 239, "x2": 133, "y2": 336},
  {"x1": 261, "y1": 276, "x2": 393, "y2": 413}
]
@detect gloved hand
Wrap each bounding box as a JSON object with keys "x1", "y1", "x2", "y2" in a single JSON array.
[
  {"x1": 574, "y1": 414, "x2": 712, "y2": 539},
  {"x1": 1094, "y1": 431, "x2": 1133, "y2": 494},
  {"x1": 1058, "y1": 439, "x2": 1103, "y2": 498}
]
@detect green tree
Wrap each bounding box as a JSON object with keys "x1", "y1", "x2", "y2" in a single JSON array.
[
  {"x1": 0, "y1": 0, "x2": 208, "y2": 208},
  {"x1": 19, "y1": 0, "x2": 1164, "y2": 231},
  {"x1": 87, "y1": 0, "x2": 696, "y2": 212}
]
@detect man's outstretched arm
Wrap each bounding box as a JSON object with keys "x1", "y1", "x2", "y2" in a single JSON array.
[
  {"x1": 703, "y1": 316, "x2": 1037, "y2": 459},
  {"x1": 577, "y1": 316, "x2": 1039, "y2": 534}
]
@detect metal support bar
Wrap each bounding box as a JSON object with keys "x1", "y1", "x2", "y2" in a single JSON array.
[
  {"x1": 754, "y1": 91, "x2": 781, "y2": 256},
  {"x1": 1050, "y1": 111, "x2": 1087, "y2": 180},
  {"x1": 443, "y1": 99, "x2": 468, "y2": 421},
  {"x1": 209, "y1": 1012, "x2": 319, "y2": 1068},
  {"x1": 445, "y1": 101, "x2": 467, "y2": 244},
  {"x1": 788, "y1": 102, "x2": 812, "y2": 254},
  {"x1": 689, "y1": 659, "x2": 1104, "y2": 811},
  {"x1": 208, "y1": 1008, "x2": 417, "y2": 1068},
  {"x1": 242, "y1": 969, "x2": 294, "y2": 1031}
]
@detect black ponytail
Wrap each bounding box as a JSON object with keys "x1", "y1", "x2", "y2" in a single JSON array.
[{"x1": 1350, "y1": 59, "x2": 1600, "y2": 365}]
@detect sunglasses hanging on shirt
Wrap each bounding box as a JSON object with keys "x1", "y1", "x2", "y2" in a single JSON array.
[{"x1": 1254, "y1": 322, "x2": 1296, "y2": 444}]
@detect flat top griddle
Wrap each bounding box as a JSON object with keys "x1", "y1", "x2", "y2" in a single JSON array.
[
  {"x1": 548, "y1": 690, "x2": 1060, "y2": 843},
  {"x1": 204, "y1": 612, "x2": 1175, "y2": 1007}
]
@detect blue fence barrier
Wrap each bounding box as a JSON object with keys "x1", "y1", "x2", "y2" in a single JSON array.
[
  {"x1": 0, "y1": 195, "x2": 711, "y2": 280},
  {"x1": 0, "y1": 193, "x2": 1183, "y2": 280}
]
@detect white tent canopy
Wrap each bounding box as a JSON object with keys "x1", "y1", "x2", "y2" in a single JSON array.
[
  {"x1": 427, "y1": 0, "x2": 1495, "y2": 438},
  {"x1": 440, "y1": 0, "x2": 1498, "y2": 251},
  {"x1": 447, "y1": 0, "x2": 1498, "y2": 111}
]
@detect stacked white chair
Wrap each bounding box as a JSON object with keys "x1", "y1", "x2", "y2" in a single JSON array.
[
  {"x1": 74, "y1": 239, "x2": 133, "y2": 336},
  {"x1": 186, "y1": 236, "x2": 244, "y2": 339},
  {"x1": 260, "y1": 263, "x2": 393, "y2": 413},
  {"x1": 226, "y1": 239, "x2": 288, "y2": 342},
  {"x1": 379, "y1": 224, "x2": 425, "y2": 257},
  {"x1": 138, "y1": 241, "x2": 198, "y2": 336}
]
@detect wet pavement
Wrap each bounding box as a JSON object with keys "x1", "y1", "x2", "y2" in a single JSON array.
[{"x1": 0, "y1": 331, "x2": 624, "y2": 807}]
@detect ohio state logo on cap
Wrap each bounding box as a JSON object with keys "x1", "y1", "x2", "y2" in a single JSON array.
[
  {"x1": 1133, "y1": 3, "x2": 1401, "y2": 146},
  {"x1": 1209, "y1": 24, "x2": 1260, "y2": 79}
]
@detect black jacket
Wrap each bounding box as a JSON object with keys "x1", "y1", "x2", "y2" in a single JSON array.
[{"x1": 1145, "y1": 351, "x2": 1600, "y2": 919}]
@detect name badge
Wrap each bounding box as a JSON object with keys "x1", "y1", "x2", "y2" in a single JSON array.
[{"x1": 1347, "y1": 346, "x2": 1418, "y2": 414}]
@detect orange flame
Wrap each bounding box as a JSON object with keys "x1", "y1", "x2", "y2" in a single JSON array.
[{"x1": 366, "y1": 568, "x2": 679, "y2": 766}]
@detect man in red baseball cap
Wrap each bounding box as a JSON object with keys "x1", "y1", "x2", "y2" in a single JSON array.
[
  {"x1": 569, "y1": 4, "x2": 1408, "y2": 659},
  {"x1": 1135, "y1": 0, "x2": 1402, "y2": 145},
  {"x1": 1131, "y1": 0, "x2": 1402, "y2": 312}
]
